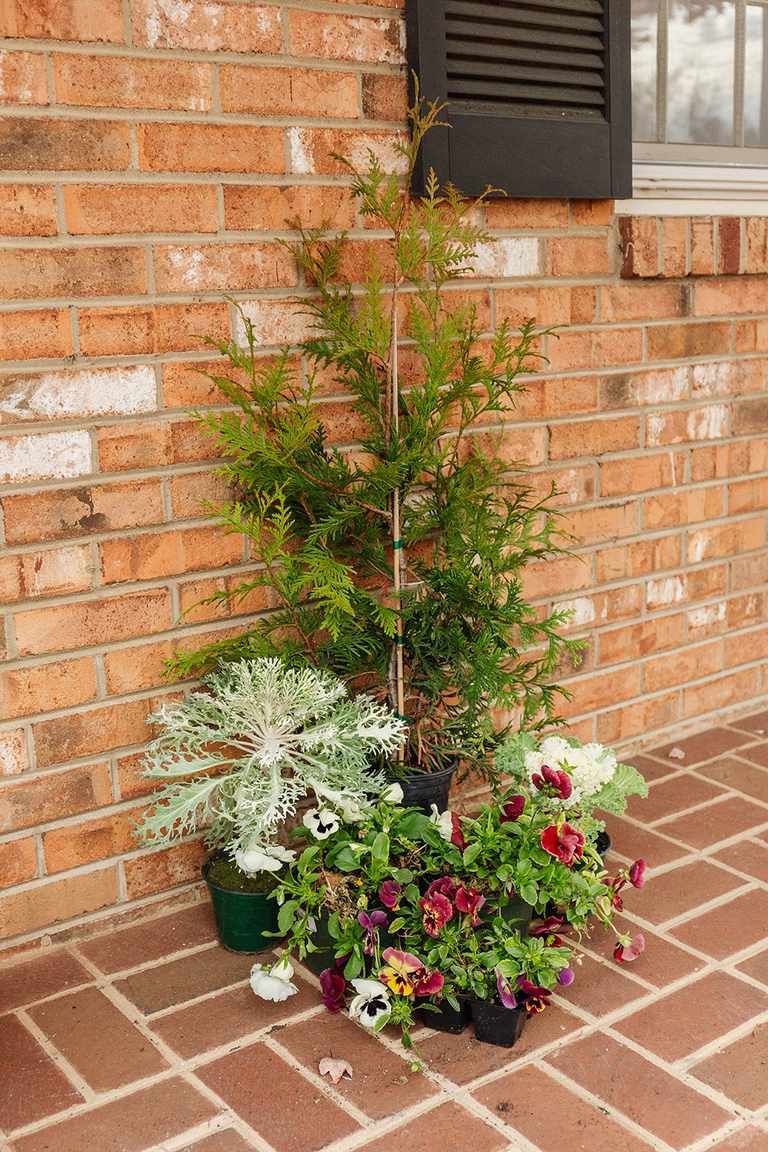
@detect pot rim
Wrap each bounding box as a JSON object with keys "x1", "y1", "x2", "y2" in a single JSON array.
[{"x1": 201, "y1": 848, "x2": 280, "y2": 897}]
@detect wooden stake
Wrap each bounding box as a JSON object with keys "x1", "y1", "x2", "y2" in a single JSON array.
[{"x1": 391, "y1": 306, "x2": 405, "y2": 760}]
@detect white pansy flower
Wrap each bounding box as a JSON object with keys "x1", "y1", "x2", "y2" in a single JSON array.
[
  {"x1": 303, "y1": 808, "x2": 340, "y2": 839},
  {"x1": 383, "y1": 783, "x2": 404, "y2": 804},
  {"x1": 348, "y1": 978, "x2": 391, "y2": 1027},
  {"x1": 340, "y1": 799, "x2": 369, "y2": 823},
  {"x1": 235, "y1": 839, "x2": 296, "y2": 873},
  {"x1": 250, "y1": 958, "x2": 298, "y2": 1002},
  {"x1": 429, "y1": 803, "x2": 453, "y2": 842}
]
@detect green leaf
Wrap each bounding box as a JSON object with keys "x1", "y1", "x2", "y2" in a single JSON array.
[
  {"x1": 277, "y1": 899, "x2": 300, "y2": 933},
  {"x1": 388, "y1": 917, "x2": 405, "y2": 933},
  {"x1": 462, "y1": 842, "x2": 482, "y2": 867},
  {"x1": 520, "y1": 883, "x2": 538, "y2": 906},
  {"x1": 327, "y1": 844, "x2": 364, "y2": 873},
  {"x1": 371, "y1": 831, "x2": 390, "y2": 864}
]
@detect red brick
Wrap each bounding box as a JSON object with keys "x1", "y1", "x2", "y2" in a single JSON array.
[
  {"x1": 693, "y1": 358, "x2": 768, "y2": 398},
  {"x1": 362, "y1": 72, "x2": 407, "y2": 120},
  {"x1": 521, "y1": 555, "x2": 591, "y2": 599},
  {"x1": 0, "y1": 116, "x2": 130, "y2": 171},
  {"x1": 601, "y1": 283, "x2": 688, "y2": 322},
  {"x1": 0, "y1": 1, "x2": 124, "y2": 42},
  {"x1": 486, "y1": 198, "x2": 569, "y2": 228},
  {"x1": 170, "y1": 418, "x2": 231, "y2": 464},
  {"x1": 33, "y1": 698, "x2": 154, "y2": 767},
  {"x1": 194, "y1": 1042, "x2": 361, "y2": 1151},
  {"x1": 131, "y1": 0, "x2": 282, "y2": 52},
  {"x1": 644, "y1": 486, "x2": 725, "y2": 530},
  {"x1": 103, "y1": 638, "x2": 177, "y2": 694},
  {"x1": 696, "y1": 278, "x2": 768, "y2": 316},
  {"x1": 473, "y1": 1065, "x2": 657, "y2": 1152},
  {"x1": 683, "y1": 668, "x2": 759, "y2": 717},
  {"x1": 79, "y1": 302, "x2": 227, "y2": 356},
  {"x1": 646, "y1": 565, "x2": 727, "y2": 609},
  {"x1": 100, "y1": 525, "x2": 242, "y2": 584},
  {"x1": 169, "y1": 469, "x2": 229, "y2": 518},
  {"x1": 688, "y1": 518, "x2": 764, "y2": 563},
  {"x1": 687, "y1": 594, "x2": 762, "y2": 641},
  {"x1": 670, "y1": 886, "x2": 768, "y2": 958},
  {"x1": 547, "y1": 1033, "x2": 730, "y2": 1148},
  {"x1": 731, "y1": 552, "x2": 768, "y2": 591},
  {"x1": 0, "y1": 763, "x2": 111, "y2": 833},
  {"x1": 729, "y1": 476, "x2": 768, "y2": 515},
  {"x1": 726, "y1": 623, "x2": 768, "y2": 667},
  {"x1": 733, "y1": 397, "x2": 768, "y2": 434},
  {"x1": 64, "y1": 184, "x2": 218, "y2": 235},
  {"x1": 550, "y1": 417, "x2": 640, "y2": 461},
  {"x1": 1, "y1": 656, "x2": 97, "y2": 719},
  {"x1": 288, "y1": 126, "x2": 407, "y2": 175},
  {"x1": 690, "y1": 217, "x2": 714, "y2": 275},
  {"x1": 572, "y1": 198, "x2": 613, "y2": 225},
  {"x1": 661, "y1": 216, "x2": 687, "y2": 276},
  {"x1": 718, "y1": 216, "x2": 742, "y2": 274},
  {"x1": 597, "y1": 534, "x2": 681, "y2": 581},
  {"x1": 0, "y1": 867, "x2": 118, "y2": 939},
  {"x1": 14, "y1": 589, "x2": 171, "y2": 656},
  {"x1": 0, "y1": 307, "x2": 72, "y2": 359},
  {"x1": 600, "y1": 365, "x2": 688, "y2": 410},
  {"x1": 0, "y1": 545, "x2": 91, "y2": 604},
  {"x1": 9, "y1": 1077, "x2": 216, "y2": 1152},
  {"x1": 546, "y1": 234, "x2": 612, "y2": 276},
  {"x1": 600, "y1": 615, "x2": 685, "y2": 665},
  {"x1": 745, "y1": 217, "x2": 768, "y2": 274},
  {"x1": 290, "y1": 9, "x2": 404, "y2": 63},
  {"x1": 601, "y1": 451, "x2": 684, "y2": 496},
  {"x1": 620, "y1": 215, "x2": 658, "y2": 278},
  {"x1": 0, "y1": 1016, "x2": 84, "y2": 1131},
  {"x1": 0, "y1": 947, "x2": 91, "y2": 1009},
  {"x1": 221, "y1": 64, "x2": 357, "y2": 118},
  {"x1": 123, "y1": 840, "x2": 208, "y2": 899},
  {"x1": 152, "y1": 242, "x2": 296, "y2": 293},
  {"x1": 547, "y1": 328, "x2": 643, "y2": 371},
  {"x1": 562, "y1": 499, "x2": 638, "y2": 543},
  {"x1": 78, "y1": 903, "x2": 216, "y2": 973},
  {"x1": 0, "y1": 185, "x2": 56, "y2": 240},
  {"x1": 496, "y1": 285, "x2": 585, "y2": 328},
  {"x1": 693, "y1": 440, "x2": 768, "y2": 482},
  {"x1": 0, "y1": 246, "x2": 146, "y2": 301},
  {"x1": 2, "y1": 479, "x2": 164, "y2": 545},
  {"x1": 563, "y1": 666, "x2": 639, "y2": 716},
  {"x1": 223, "y1": 183, "x2": 355, "y2": 232},
  {"x1": 647, "y1": 321, "x2": 731, "y2": 360},
  {"x1": 0, "y1": 729, "x2": 27, "y2": 776},
  {"x1": 96, "y1": 421, "x2": 172, "y2": 471},
  {"x1": 30, "y1": 985, "x2": 169, "y2": 1090},
  {"x1": 53, "y1": 54, "x2": 212, "y2": 111},
  {"x1": 161, "y1": 358, "x2": 232, "y2": 406},
  {"x1": 137, "y1": 122, "x2": 285, "y2": 174},
  {"x1": 647, "y1": 404, "x2": 729, "y2": 447},
  {"x1": 43, "y1": 806, "x2": 145, "y2": 873},
  {"x1": 0, "y1": 836, "x2": 37, "y2": 887},
  {"x1": 644, "y1": 641, "x2": 722, "y2": 692},
  {"x1": 529, "y1": 464, "x2": 596, "y2": 506}
]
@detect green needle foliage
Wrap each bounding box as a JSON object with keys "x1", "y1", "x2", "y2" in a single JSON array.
[{"x1": 172, "y1": 92, "x2": 582, "y2": 786}]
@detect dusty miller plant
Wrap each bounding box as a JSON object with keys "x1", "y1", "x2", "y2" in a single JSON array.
[
  {"x1": 134, "y1": 658, "x2": 407, "y2": 856},
  {"x1": 171, "y1": 95, "x2": 581, "y2": 783}
]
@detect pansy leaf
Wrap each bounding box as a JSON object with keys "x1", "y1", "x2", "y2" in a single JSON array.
[
  {"x1": 496, "y1": 866, "x2": 510, "y2": 882},
  {"x1": 327, "y1": 844, "x2": 364, "y2": 872},
  {"x1": 373, "y1": 1012, "x2": 392, "y2": 1033},
  {"x1": 462, "y1": 842, "x2": 482, "y2": 867},
  {"x1": 371, "y1": 831, "x2": 390, "y2": 864},
  {"x1": 277, "y1": 899, "x2": 300, "y2": 933},
  {"x1": 388, "y1": 917, "x2": 405, "y2": 933},
  {"x1": 393, "y1": 868, "x2": 413, "y2": 883},
  {"x1": 404, "y1": 883, "x2": 420, "y2": 904},
  {"x1": 344, "y1": 953, "x2": 363, "y2": 980},
  {"x1": 520, "y1": 883, "x2": 538, "y2": 906}
]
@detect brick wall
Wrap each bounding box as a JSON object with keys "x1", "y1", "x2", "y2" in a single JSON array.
[{"x1": 1, "y1": 0, "x2": 767, "y2": 952}]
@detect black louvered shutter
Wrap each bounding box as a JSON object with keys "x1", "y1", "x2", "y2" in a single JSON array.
[{"x1": 406, "y1": 0, "x2": 631, "y2": 198}]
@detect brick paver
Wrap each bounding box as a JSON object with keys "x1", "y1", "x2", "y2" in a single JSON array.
[{"x1": 3, "y1": 714, "x2": 768, "y2": 1152}]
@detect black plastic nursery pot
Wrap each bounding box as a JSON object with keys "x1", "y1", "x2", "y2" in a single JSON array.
[
  {"x1": 497, "y1": 893, "x2": 534, "y2": 936},
  {"x1": 304, "y1": 905, "x2": 398, "y2": 976},
  {"x1": 202, "y1": 850, "x2": 280, "y2": 954},
  {"x1": 470, "y1": 999, "x2": 528, "y2": 1048},
  {"x1": 416, "y1": 995, "x2": 471, "y2": 1034},
  {"x1": 391, "y1": 760, "x2": 457, "y2": 815}
]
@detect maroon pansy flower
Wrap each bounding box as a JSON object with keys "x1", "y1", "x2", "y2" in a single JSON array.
[
  {"x1": 495, "y1": 967, "x2": 517, "y2": 1009},
  {"x1": 358, "y1": 909, "x2": 388, "y2": 955},
  {"x1": 378, "y1": 880, "x2": 402, "y2": 910},
  {"x1": 532, "y1": 764, "x2": 573, "y2": 801},
  {"x1": 516, "y1": 977, "x2": 553, "y2": 1014},
  {"x1": 614, "y1": 933, "x2": 645, "y2": 963},
  {"x1": 412, "y1": 966, "x2": 445, "y2": 996},
  {"x1": 530, "y1": 915, "x2": 566, "y2": 946},
  {"x1": 540, "y1": 822, "x2": 585, "y2": 866},
  {"x1": 319, "y1": 959, "x2": 348, "y2": 1012},
  {"x1": 499, "y1": 795, "x2": 525, "y2": 823},
  {"x1": 425, "y1": 876, "x2": 460, "y2": 903},
  {"x1": 455, "y1": 884, "x2": 486, "y2": 926},
  {"x1": 418, "y1": 892, "x2": 453, "y2": 937},
  {"x1": 450, "y1": 812, "x2": 467, "y2": 851},
  {"x1": 629, "y1": 859, "x2": 646, "y2": 888}
]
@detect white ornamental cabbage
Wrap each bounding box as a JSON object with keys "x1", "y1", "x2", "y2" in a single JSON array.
[
  {"x1": 135, "y1": 658, "x2": 408, "y2": 856},
  {"x1": 524, "y1": 735, "x2": 617, "y2": 808}
]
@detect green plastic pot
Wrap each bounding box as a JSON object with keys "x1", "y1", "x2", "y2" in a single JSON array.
[{"x1": 202, "y1": 850, "x2": 280, "y2": 954}]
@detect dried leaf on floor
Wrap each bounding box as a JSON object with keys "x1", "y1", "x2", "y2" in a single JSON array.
[{"x1": 319, "y1": 1056, "x2": 353, "y2": 1084}]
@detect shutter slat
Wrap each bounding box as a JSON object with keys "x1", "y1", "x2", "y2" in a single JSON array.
[
  {"x1": 445, "y1": 0, "x2": 603, "y2": 34},
  {"x1": 448, "y1": 59, "x2": 605, "y2": 88},
  {"x1": 445, "y1": 19, "x2": 603, "y2": 53},
  {"x1": 447, "y1": 41, "x2": 603, "y2": 69},
  {"x1": 447, "y1": 78, "x2": 604, "y2": 105}
]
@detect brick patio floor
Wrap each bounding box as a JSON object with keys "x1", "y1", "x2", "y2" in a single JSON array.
[{"x1": 4, "y1": 713, "x2": 768, "y2": 1152}]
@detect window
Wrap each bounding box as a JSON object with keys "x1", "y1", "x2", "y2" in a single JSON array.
[{"x1": 629, "y1": 0, "x2": 768, "y2": 204}]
